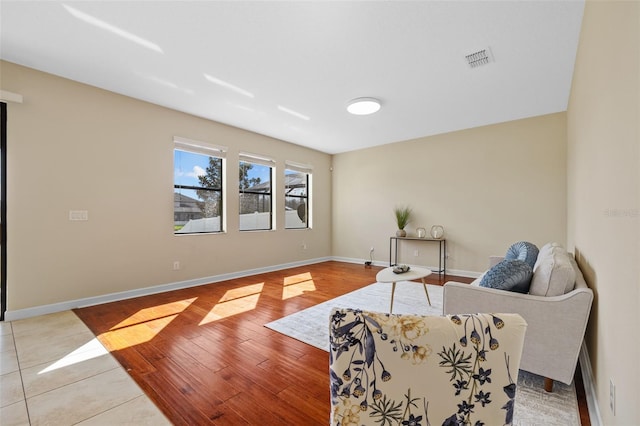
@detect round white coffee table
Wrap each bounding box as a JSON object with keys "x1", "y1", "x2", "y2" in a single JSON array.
[{"x1": 376, "y1": 266, "x2": 433, "y2": 313}]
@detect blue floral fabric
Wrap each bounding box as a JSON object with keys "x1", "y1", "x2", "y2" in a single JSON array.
[{"x1": 329, "y1": 309, "x2": 527, "y2": 426}]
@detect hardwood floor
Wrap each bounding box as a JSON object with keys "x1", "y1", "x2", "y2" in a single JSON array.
[{"x1": 73, "y1": 261, "x2": 589, "y2": 425}]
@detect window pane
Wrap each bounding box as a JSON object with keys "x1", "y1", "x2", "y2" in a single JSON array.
[
  {"x1": 285, "y1": 196, "x2": 307, "y2": 228},
  {"x1": 239, "y1": 161, "x2": 272, "y2": 231},
  {"x1": 174, "y1": 149, "x2": 223, "y2": 234},
  {"x1": 174, "y1": 189, "x2": 222, "y2": 233},
  {"x1": 239, "y1": 195, "x2": 272, "y2": 230},
  {"x1": 285, "y1": 169, "x2": 308, "y2": 229},
  {"x1": 175, "y1": 150, "x2": 222, "y2": 190}
]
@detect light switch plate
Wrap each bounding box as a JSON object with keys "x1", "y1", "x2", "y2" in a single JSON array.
[{"x1": 69, "y1": 210, "x2": 88, "y2": 221}]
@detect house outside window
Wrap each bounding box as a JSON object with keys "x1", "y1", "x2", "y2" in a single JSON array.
[
  {"x1": 174, "y1": 137, "x2": 226, "y2": 234},
  {"x1": 285, "y1": 162, "x2": 312, "y2": 229},
  {"x1": 239, "y1": 153, "x2": 274, "y2": 231}
]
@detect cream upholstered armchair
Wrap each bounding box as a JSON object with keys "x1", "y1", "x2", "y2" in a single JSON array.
[{"x1": 329, "y1": 309, "x2": 527, "y2": 426}]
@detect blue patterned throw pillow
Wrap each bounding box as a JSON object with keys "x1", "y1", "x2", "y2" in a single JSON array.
[
  {"x1": 504, "y1": 241, "x2": 539, "y2": 269},
  {"x1": 480, "y1": 259, "x2": 533, "y2": 293}
]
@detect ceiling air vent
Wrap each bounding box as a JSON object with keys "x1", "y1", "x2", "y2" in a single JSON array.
[{"x1": 465, "y1": 48, "x2": 492, "y2": 68}]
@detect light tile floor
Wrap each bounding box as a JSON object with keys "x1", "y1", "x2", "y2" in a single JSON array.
[{"x1": 0, "y1": 311, "x2": 171, "y2": 425}]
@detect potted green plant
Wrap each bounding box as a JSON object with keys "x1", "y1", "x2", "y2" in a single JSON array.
[{"x1": 394, "y1": 206, "x2": 412, "y2": 237}]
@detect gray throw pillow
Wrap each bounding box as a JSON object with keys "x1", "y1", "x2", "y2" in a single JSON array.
[
  {"x1": 529, "y1": 247, "x2": 576, "y2": 296},
  {"x1": 479, "y1": 259, "x2": 533, "y2": 293}
]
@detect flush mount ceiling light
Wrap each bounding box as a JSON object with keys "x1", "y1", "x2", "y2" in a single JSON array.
[{"x1": 346, "y1": 97, "x2": 381, "y2": 115}]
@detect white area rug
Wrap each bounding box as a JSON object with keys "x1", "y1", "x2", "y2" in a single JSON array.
[{"x1": 265, "y1": 281, "x2": 580, "y2": 426}]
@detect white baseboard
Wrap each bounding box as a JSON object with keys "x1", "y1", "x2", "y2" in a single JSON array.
[
  {"x1": 445, "y1": 268, "x2": 482, "y2": 279},
  {"x1": 3, "y1": 257, "x2": 481, "y2": 322},
  {"x1": 331, "y1": 256, "x2": 482, "y2": 279},
  {"x1": 331, "y1": 256, "x2": 387, "y2": 267},
  {"x1": 3, "y1": 257, "x2": 332, "y2": 321},
  {"x1": 579, "y1": 341, "x2": 602, "y2": 426}
]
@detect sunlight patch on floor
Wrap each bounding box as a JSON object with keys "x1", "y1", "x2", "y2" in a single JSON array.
[
  {"x1": 284, "y1": 272, "x2": 312, "y2": 286},
  {"x1": 38, "y1": 338, "x2": 109, "y2": 374},
  {"x1": 218, "y1": 283, "x2": 264, "y2": 302},
  {"x1": 199, "y1": 283, "x2": 264, "y2": 325},
  {"x1": 100, "y1": 315, "x2": 179, "y2": 351},
  {"x1": 282, "y1": 272, "x2": 316, "y2": 300},
  {"x1": 110, "y1": 298, "x2": 197, "y2": 329},
  {"x1": 87, "y1": 298, "x2": 198, "y2": 351}
]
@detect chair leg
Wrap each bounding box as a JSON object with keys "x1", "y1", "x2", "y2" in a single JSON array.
[{"x1": 544, "y1": 377, "x2": 554, "y2": 392}]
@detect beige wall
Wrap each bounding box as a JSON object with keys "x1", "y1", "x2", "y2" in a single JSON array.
[
  {"x1": 567, "y1": 1, "x2": 640, "y2": 424},
  {"x1": 332, "y1": 113, "x2": 567, "y2": 274},
  {"x1": 1, "y1": 61, "x2": 332, "y2": 314}
]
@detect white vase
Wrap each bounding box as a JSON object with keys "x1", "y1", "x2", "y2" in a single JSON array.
[{"x1": 430, "y1": 225, "x2": 444, "y2": 239}]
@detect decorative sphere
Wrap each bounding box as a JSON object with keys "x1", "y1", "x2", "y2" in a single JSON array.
[{"x1": 430, "y1": 225, "x2": 444, "y2": 239}]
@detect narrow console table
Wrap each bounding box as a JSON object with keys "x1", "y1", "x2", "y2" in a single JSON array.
[{"x1": 389, "y1": 236, "x2": 446, "y2": 276}]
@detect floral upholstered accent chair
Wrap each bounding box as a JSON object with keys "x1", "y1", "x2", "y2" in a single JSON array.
[{"x1": 329, "y1": 309, "x2": 527, "y2": 426}]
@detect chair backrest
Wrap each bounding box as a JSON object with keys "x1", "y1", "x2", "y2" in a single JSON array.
[{"x1": 329, "y1": 309, "x2": 527, "y2": 426}]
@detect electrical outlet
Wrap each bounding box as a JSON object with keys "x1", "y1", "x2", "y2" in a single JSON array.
[
  {"x1": 173, "y1": 261, "x2": 180, "y2": 271},
  {"x1": 370, "y1": 247, "x2": 374, "y2": 253},
  {"x1": 301, "y1": 242, "x2": 307, "y2": 250},
  {"x1": 609, "y1": 379, "x2": 615, "y2": 414},
  {"x1": 413, "y1": 249, "x2": 419, "y2": 257}
]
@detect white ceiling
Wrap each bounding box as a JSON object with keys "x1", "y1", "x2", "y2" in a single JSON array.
[{"x1": 1, "y1": 1, "x2": 584, "y2": 154}]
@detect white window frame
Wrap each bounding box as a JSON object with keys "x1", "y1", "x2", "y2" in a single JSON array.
[
  {"x1": 239, "y1": 152, "x2": 276, "y2": 232},
  {"x1": 173, "y1": 137, "x2": 227, "y2": 234},
  {"x1": 284, "y1": 161, "x2": 312, "y2": 230}
]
